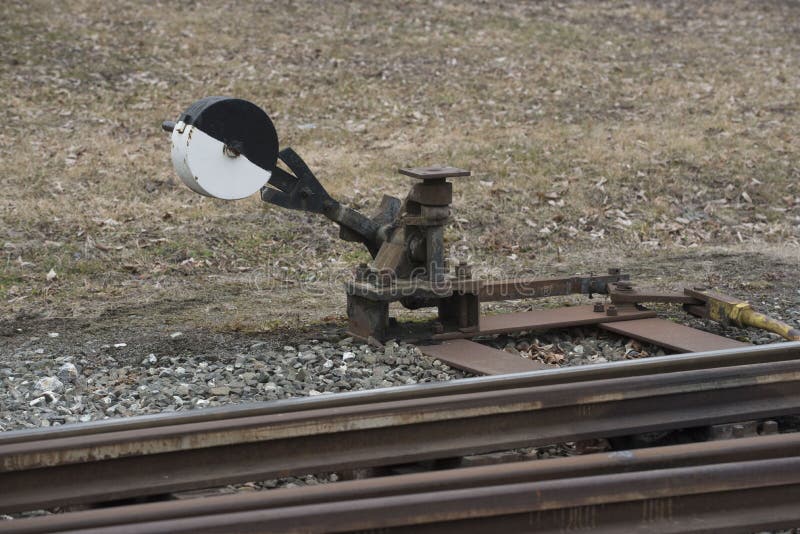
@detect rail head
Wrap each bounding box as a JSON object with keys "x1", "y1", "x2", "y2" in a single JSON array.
[{"x1": 1, "y1": 341, "x2": 798, "y2": 447}]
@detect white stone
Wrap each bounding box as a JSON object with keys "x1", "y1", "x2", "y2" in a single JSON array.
[
  {"x1": 58, "y1": 363, "x2": 79, "y2": 383},
  {"x1": 34, "y1": 376, "x2": 64, "y2": 394}
]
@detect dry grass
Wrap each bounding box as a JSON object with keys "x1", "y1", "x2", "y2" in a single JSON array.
[{"x1": 1, "y1": 0, "x2": 798, "y2": 331}]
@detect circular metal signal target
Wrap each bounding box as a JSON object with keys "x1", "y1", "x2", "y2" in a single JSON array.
[{"x1": 170, "y1": 97, "x2": 279, "y2": 200}]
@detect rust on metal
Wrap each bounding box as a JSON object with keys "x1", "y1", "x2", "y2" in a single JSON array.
[
  {"x1": 2, "y1": 343, "x2": 798, "y2": 448},
  {"x1": 609, "y1": 286, "x2": 700, "y2": 305},
  {"x1": 407, "y1": 181, "x2": 453, "y2": 206},
  {"x1": 8, "y1": 436, "x2": 800, "y2": 533},
  {"x1": 398, "y1": 166, "x2": 471, "y2": 179},
  {"x1": 4, "y1": 357, "x2": 800, "y2": 512},
  {"x1": 477, "y1": 273, "x2": 626, "y2": 302},
  {"x1": 469, "y1": 304, "x2": 656, "y2": 337},
  {"x1": 138, "y1": 460, "x2": 800, "y2": 533},
  {"x1": 6, "y1": 433, "x2": 800, "y2": 534},
  {"x1": 164, "y1": 105, "x2": 798, "y2": 345},
  {"x1": 420, "y1": 339, "x2": 553, "y2": 375},
  {"x1": 600, "y1": 318, "x2": 749, "y2": 353}
]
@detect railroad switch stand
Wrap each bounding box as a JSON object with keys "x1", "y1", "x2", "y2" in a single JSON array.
[
  {"x1": 162, "y1": 97, "x2": 800, "y2": 348},
  {"x1": 345, "y1": 166, "x2": 481, "y2": 341}
]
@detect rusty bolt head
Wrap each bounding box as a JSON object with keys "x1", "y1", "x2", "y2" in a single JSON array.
[
  {"x1": 593, "y1": 302, "x2": 605, "y2": 313},
  {"x1": 455, "y1": 261, "x2": 472, "y2": 280},
  {"x1": 615, "y1": 281, "x2": 633, "y2": 292},
  {"x1": 223, "y1": 144, "x2": 241, "y2": 158},
  {"x1": 376, "y1": 268, "x2": 396, "y2": 287},
  {"x1": 606, "y1": 305, "x2": 618, "y2": 317},
  {"x1": 355, "y1": 263, "x2": 371, "y2": 282},
  {"x1": 761, "y1": 420, "x2": 779, "y2": 435}
]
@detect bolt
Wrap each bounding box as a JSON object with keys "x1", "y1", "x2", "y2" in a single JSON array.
[
  {"x1": 606, "y1": 305, "x2": 618, "y2": 317},
  {"x1": 732, "y1": 424, "x2": 745, "y2": 438},
  {"x1": 615, "y1": 281, "x2": 633, "y2": 291},
  {"x1": 593, "y1": 302, "x2": 605, "y2": 313},
  {"x1": 455, "y1": 261, "x2": 472, "y2": 280},
  {"x1": 761, "y1": 420, "x2": 779, "y2": 435},
  {"x1": 223, "y1": 144, "x2": 240, "y2": 158},
  {"x1": 607, "y1": 267, "x2": 621, "y2": 276},
  {"x1": 355, "y1": 263, "x2": 370, "y2": 282},
  {"x1": 377, "y1": 268, "x2": 395, "y2": 287}
]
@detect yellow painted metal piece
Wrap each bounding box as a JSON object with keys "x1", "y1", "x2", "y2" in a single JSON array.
[{"x1": 706, "y1": 295, "x2": 800, "y2": 342}]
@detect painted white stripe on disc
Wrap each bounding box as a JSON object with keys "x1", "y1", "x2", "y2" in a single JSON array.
[{"x1": 171, "y1": 125, "x2": 272, "y2": 200}]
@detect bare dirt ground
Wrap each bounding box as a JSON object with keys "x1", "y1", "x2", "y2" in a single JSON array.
[{"x1": 1, "y1": 0, "x2": 798, "y2": 361}]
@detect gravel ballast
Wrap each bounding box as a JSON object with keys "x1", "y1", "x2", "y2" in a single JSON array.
[
  {"x1": 2, "y1": 315, "x2": 793, "y2": 433},
  {"x1": 0, "y1": 336, "x2": 464, "y2": 432}
]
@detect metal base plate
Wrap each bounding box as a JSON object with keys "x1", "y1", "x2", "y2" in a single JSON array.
[
  {"x1": 421, "y1": 339, "x2": 554, "y2": 375},
  {"x1": 432, "y1": 304, "x2": 657, "y2": 340},
  {"x1": 600, "y1": 318, "x2": 749, "y2": 353}
]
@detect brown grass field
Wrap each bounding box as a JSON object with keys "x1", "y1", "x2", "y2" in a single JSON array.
[{"x1": 1, "y1": 0, "x2": 798, "y2": 351}]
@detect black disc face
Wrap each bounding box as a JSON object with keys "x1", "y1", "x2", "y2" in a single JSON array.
[{"x1": 178, "y1": 96, "x2": 279, "y2": 173}]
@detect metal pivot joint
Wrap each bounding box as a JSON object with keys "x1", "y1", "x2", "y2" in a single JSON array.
[{"x1": 344, "y1": 166, "x2": 474, "y2": 341}]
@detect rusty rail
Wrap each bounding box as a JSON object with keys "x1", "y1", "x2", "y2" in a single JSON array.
[
  {"x1": 4, "y1": 433, "x2": 800, "y2": 533},
  {"x1": 2, "y1": 347, "x2": 800, "y2": 513},
  {"x1": 2, "y1": 342, "x2": 798, "y2": 447}
]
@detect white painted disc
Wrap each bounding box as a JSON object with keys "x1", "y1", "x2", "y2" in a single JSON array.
[{"x1": 170, "y1": 125, "x2": 272, "y2": 200}]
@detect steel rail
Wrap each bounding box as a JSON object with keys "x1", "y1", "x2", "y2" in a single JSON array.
[
  {"x1": 2, "y1": 341, "x2": 798, "y2": 447},
  {"x1": 4, "y1": 433, "x2": 800, "y2": 534},
  {"x1": 3, "y1": 358, "x2": 800, "y2": 512},
  {"x1": 97, "y1": 457, "x2": 800, "y2": 534}
]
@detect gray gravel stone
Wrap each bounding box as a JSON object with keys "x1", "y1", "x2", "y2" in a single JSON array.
[
  {"x1": 33, "y1": 376, "x2": 64, "y2": 396},
  {"x1": 57, "y1": 363, "x2": 79, "y2": 383},
  {"x1": 2, "y1": 303, "x2": 792, "y2": 433},
  {"x1": 0, "y1": 336, "x2": 468, "y2": 431}
]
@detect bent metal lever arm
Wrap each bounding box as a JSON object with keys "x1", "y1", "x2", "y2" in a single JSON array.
[
  {"x1": 262, "y1": 148, "x2": 388, "y2": 257},
  {"x1": 163, "y1": 97, "x2": 392, "y2": 257}
]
